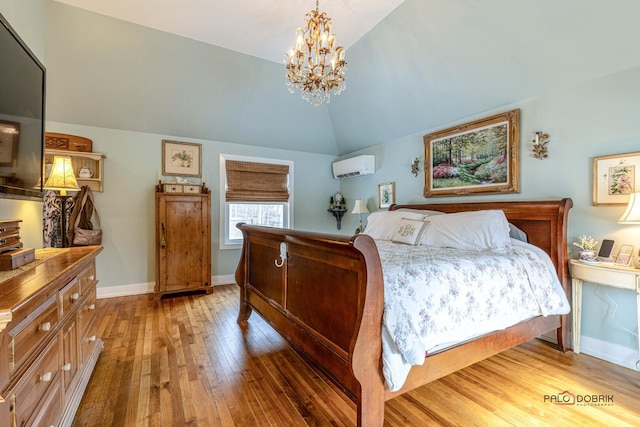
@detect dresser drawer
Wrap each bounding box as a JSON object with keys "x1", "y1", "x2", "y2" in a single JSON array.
[
  {"x1": 60, "y1": 278, "x2": 81, "y2": 315},
  {"x1": 0, "y1": 220, "x2": 22, "y2": 252},
  {"x1": 9, "y1": 295, "x2": 58, "y2": 374},
  {"x1": 80, "y1": 287, "x2": 97, "y2": 339},
  {"x1": 78, "y1": 262, "x2": 97, "y2": 295},
  {"x1": 12, "y1": 337, "x2": 60, "y2": 427},
  {"x1": 24, "y1": 376, "x2": 62, "y2": 427},
  {"x1": 0, "y1": 220, "x2": 21, "y2": 236},
  {"x1": 81, "y1": 325, "x2": 99, "y2": 365}
]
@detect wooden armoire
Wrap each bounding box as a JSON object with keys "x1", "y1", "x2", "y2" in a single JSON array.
[{"x1": 155, "y1": 186, "x2": 212, "y2": 299}]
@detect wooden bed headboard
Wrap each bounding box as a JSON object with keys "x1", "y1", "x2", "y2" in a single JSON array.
[{"x1": 389, "y1": 198, "x2": 573, "y2": 290}]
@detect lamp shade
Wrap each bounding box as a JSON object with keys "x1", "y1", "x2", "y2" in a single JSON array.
[
  {"x1": 351, "y1": 199, "x2": 369, "y2": 215},
  {"x1": 618, "y1": 192, "x2": 640, "y2": 223},
  {"x1": 44, "y1": 156, "x2": 79, "y2": 195}
]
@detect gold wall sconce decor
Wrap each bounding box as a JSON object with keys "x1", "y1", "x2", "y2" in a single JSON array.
[
  {"x1": 411, "y1": 157, "x2": 420, "y2": 176},
  {"x1": 532, "y1": 131, "x2": 550, "y2": 159}
]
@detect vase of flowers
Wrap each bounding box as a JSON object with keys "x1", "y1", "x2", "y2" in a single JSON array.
[{"x1": 573, "y1": 235, "x2": 598, "y2": 261}]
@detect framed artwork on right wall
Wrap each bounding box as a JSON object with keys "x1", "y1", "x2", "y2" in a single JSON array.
[{"x1": 593, "y1": 151, "x2": 640, "y2": 205}]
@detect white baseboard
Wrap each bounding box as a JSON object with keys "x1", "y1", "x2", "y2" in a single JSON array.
[
  {"x1": 540, "y1": 331, "x2": 638, "y2": 371},
  {"x1": 213, "y1": 274, "x2": 235, "y2": 286},
  {"x1": 580, "y1": 335, "x2": 639, "y2": 371},
  {"x1": 97, "y1": 282, "x2": 154, "y2": 299},
  {"x1": 96, "y1": 274, "x2": 236, "y2": 299}
]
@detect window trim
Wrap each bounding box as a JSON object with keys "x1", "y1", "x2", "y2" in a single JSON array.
[{"x1": 219, "y1": 154, "x2": 294, "y2": 250}]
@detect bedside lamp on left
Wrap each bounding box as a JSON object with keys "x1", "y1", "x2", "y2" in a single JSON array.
[
  {"x1": 351, "y1": 199, "x2": 370, "y2": 234},
  {"x1": 44, "y1": 155, "x2": 80, "y2": 247}
]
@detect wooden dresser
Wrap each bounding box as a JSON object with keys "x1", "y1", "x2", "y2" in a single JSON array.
[
  {"x1": 155, "y1": 189, "x2": 212, "y2": 299},
  {"x1": 0, "y1": 246, "x2": 103, "y2": 427}
]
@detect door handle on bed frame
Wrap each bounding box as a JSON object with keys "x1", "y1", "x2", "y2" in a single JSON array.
[{"x1": 275, "y1": 242, "x2": 287, "y2": 268}]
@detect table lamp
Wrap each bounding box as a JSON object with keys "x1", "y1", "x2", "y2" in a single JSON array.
[
  {"x1": 618, "y1": 192, "x2": 640, "y2": 224},
  {"x1": 351, "y1": 199, "x2": 369, "y2": 234},
  {"x1": 44, "y1": 156, "x2": 80, "y2": 247}
]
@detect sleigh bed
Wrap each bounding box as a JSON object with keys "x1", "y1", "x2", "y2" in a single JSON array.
[{"x1": 234, "y1": 198, "x2": 572, "y2": 426}]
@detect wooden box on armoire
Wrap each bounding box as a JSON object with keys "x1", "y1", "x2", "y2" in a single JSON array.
[{"x1": 155, "y1": 188, "x2": 212, "y2": 299}]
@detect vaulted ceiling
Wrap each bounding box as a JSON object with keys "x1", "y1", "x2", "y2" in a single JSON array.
[
  {"x1": 51, "y1": 0, "x2": 406, "y2": 63},
  {"x1": 48, "y1": 0, "x2": 640, "y2": 155}
]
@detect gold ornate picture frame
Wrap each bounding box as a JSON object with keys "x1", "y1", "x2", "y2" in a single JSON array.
[{"x1": 423, "y1": 109, "x2": 520, "y2": 197}]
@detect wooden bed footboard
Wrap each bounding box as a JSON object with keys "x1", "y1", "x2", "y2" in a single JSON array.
[
  {"x1": 235, "y1": 225, "x2": 386, "y2": 426},
  {"x1": 235, "y1": 198, "x2": 573, "y2": 427}
]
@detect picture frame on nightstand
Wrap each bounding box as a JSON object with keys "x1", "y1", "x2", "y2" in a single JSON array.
[{"x1": 615, "y1": 244, "x2": 634, "y2": 266}]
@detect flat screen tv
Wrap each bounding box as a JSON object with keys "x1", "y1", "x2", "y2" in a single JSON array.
[{"x1": 0, "y1": 13, "x2": 45, "y2": 200}]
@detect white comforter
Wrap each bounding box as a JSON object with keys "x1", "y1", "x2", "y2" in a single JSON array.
[{"x1": 377, "y1": 238, "x2": 570, "y2": 391}]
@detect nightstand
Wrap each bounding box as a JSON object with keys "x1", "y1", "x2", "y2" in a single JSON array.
[{"x1": 569, "y1": 259, "x2": 640, "y2": 356}]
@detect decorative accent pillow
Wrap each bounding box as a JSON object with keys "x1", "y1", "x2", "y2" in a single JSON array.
[
  {"x1": 421, "y1": 210, "x2": 511, "y2": 251},
  {"x1": 392, "y1": 218, "x2": 429, "y2": 245},
  {"x1": 363, "y1": 210, "x2": 426, "y2": 240}
]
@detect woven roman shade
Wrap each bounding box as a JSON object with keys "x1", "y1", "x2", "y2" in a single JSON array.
[{"x1": 225, "y1": 160, "x2": 290, "y2": 202}]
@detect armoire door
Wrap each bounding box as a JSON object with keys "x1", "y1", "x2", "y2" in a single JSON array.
[{"x1": 155, "y1": 192, "x2": 212, "y2": 298}]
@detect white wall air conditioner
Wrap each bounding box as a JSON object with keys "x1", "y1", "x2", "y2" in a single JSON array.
[{"x1": 332, "y1": 155, "x2": 375, "y2": 179}]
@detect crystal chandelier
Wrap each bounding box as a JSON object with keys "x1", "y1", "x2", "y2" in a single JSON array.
[{"x1": 285, "y1": 0, "x2": 347, "y2": 106}]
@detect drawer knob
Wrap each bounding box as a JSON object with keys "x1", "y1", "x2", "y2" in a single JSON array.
[
  {"x1": 39, "y1": 371, "x2": 53, "y2": 382},
  {"x1": 62, "y1": 363, "x2": 72, "y2": 371},
  {"x1": 89, "y1": 275, "x2": 94, "y2": 281},
  {"x1": 87, "y1": 304, "x2": 96, "y2": 310},
  {"x1": 88, "y1": 335, "x2": 97, "y2": 342},
  {"x1": 39, "y1": 322, "x2": 51, "y2": 332},
  {"x1": 70, "y1": 293, "x2": 80, "y2": 301}
]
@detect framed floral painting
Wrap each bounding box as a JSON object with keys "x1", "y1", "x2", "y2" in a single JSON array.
[
  {"x1": 593, "y1": 151, "x2": 640, "y2": 205},
  {"x1": 162, "y1": 140, "x2": 201, "y2": 177},
  {"x1": 423, "y1": 109, "x2": 520, "y2": 197}
]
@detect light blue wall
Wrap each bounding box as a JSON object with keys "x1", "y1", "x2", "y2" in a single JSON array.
[
  {"x1": 43, "y1": 2, "x2": 339, "y2": 156},
  {"x1": 0, "y1": 0, "x2": 44, "y2": 57},
  {"x1": 39, "y1": 3, "x2": 343, "y2": 288},
  {"x1": 0, "y1": 0, "x2": 341, "y2": 288},
  {"x1": 45, "y1": 122, "x2": 339, "y2": 288},
  {"x1": 329, "y1": 0, "x2": 640, "y2": 154},
  {"x1": 338, "y1": 65, "x2": 640, "y2": 361}
]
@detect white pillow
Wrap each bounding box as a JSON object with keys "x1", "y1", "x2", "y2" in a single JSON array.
[
  {"x1": 421, "y1": 210, "x2": 511, "y2": 251},
  {"x1": 392, "y1": 218, "x2": 429, "y2": 245},
  {"x1": 395, "y1": 208, "x2": 445, "y2": 218},
  {"x1": 363, "y1": 210, "x2": 426, "y2": 240}
]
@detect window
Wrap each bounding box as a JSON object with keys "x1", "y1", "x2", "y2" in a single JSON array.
[{"x1": 220, "y1": 155, "x2": 293, "y2": 248}]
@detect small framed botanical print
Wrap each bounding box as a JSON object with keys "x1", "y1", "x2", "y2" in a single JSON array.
[
  {"x1": 378, "y1": 182, "x2": 395, "y2": 209},
  {"x1": 162, "y1": 140, "x2": 201, "y2": 177},
  {"x1": 593, "y1": 151, "x2": 640, "y2": 205}
]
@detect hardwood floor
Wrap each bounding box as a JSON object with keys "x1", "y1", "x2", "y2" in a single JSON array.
[{"x1": 73, "y1": 285, "x2": 640, "y2": 426}]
